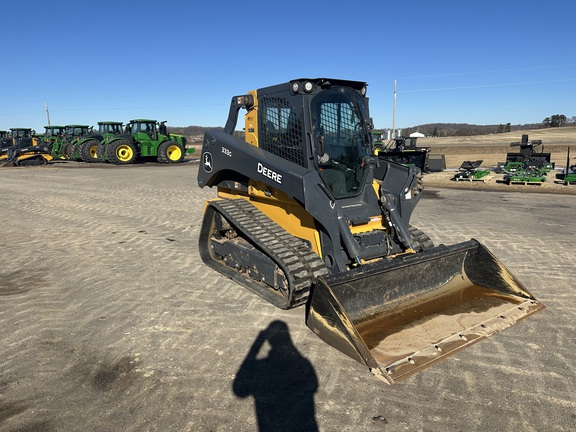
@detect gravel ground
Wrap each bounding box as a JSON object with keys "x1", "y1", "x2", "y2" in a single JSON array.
[{"x1": 0, "y1": 161, "x2": 575, "y2": 432}]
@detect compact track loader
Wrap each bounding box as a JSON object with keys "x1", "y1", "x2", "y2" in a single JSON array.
[
  {"x1": 0, "y1": 129, "x2": 53, "y2": 166},
  {"x1": 1, "y1": 142, "x2": 53, "y2": 166},
  {"x1": 197, "y1": 78, "x2": 544, "y2": 383}
]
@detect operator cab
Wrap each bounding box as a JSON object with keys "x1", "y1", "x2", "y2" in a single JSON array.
[
  {"x1": 129, "y1": 120, "x2": 157, "y2": 140},
  {"x1": 311, "y1": 86, "x2": 372, "y2": 198},
  {"x1": 254, "y1": 78, "x2": 374, "y2": 200},
  {"x1": 99, "y1": 122, "x2": 124, "y2": 135}
]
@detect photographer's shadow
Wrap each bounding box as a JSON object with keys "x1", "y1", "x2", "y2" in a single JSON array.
[{"x1": 232, "y1": 320, "x2": 319, "y2": 432}]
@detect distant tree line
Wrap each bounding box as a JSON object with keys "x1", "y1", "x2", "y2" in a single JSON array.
[
  {"x1": 400, "y1": 122, "x2": 532, "y2": 137},
  {"x1": 169, "y1": 115, "x2": 575, "y2": 142},
  {"x1": 400, "y1": 114, "x2": 575, "y2": 137},
  {"x1": 542, "y1": 114, "x2": 571, "y2": 128}
]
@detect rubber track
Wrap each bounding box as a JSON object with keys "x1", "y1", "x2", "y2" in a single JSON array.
[
  {"x1": 409, "y1": 225, "x2": 435, "y2": 251},
  {"x1": 211, "y1": 199, "x2": 328, "y2": 308}
]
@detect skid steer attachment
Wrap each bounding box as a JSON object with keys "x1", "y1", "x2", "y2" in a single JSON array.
[
  {"x1": 307, "y1": 240, "x2": 544, "y2": 384},
  {"x1": 197, "y1": 78, "x2": 545, "y2": 383}
]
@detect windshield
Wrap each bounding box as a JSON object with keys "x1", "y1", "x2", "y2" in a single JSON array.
[
  {"x1": 129, "y1": 122, "x2": 156, "y2": 135},
  {"x1": 46, "y1": 127, "x2": 64, "y2": 136},
  {"x1": 100, "y1": 124, "x2": 122, "y2": 134},
  {"x1": 13, "y1": 129, "x2": 30, "y2": 138},
  {"x1": 311, "y1": 87, "x2": 371, "y2": 198},
  {"x1": 66, "y1": 127, "x2": 87, "y2": 136}
]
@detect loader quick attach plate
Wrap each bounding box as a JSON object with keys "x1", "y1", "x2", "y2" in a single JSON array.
[{"x1": 306, "y1": 239, "x2": 545, "y2": 384}]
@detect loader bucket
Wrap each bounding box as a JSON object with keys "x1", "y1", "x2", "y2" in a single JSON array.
[{"x1": 306, "y1": 239, "x2": 545, "y2": 384}]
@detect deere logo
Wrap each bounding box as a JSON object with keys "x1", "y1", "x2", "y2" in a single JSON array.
[{"x1": 203, "y1": 152, "x2": 213, "y2": 173}]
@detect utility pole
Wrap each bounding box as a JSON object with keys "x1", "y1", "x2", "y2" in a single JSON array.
[
  {"x1": 392, "y1": 80, "x2": 396, "y2": 139},
  {"x1": 45, "y1": 101, "x2": 51, "y2": 126}
]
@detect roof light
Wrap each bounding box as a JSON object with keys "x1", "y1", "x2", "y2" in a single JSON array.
[
  {"x1": 291, "y1": 82, "x2": 300, "y2": 93},
  {"x1": 304, "y1": 81, "x2": 313, "y2": 93}
]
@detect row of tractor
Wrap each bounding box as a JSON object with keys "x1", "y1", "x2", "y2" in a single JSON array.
[{"x1": 0, "y1": 119, "x2": 194, "y2": 166}]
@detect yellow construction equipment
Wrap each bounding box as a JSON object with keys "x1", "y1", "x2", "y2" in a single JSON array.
[{"x1": 197, "y1": 78, "x2": 544, "y2": 383}]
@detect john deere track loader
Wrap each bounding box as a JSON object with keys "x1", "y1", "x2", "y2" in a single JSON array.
[
  {"x1": 0, "y1": 128, "x2": 53, "y2": 166},
  {"x1": 197, "y1": 78, "x2": 544, "y2": 384}
]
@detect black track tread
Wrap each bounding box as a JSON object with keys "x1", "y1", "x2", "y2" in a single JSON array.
[
  {"x1": 409, "y1": 225, "x2": 434, "y2": 251},
  {"x1": 211, "y1": 199, "x2": 328, "y2": 308}
]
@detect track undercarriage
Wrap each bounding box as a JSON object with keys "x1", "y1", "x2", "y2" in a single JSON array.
[{"x1": 199, "y1": 198, "x2": 328, "y2": 309}]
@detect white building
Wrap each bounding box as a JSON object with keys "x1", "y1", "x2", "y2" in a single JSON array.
[{"x1": 409, "y1": 132, "x2": 425, "y2": 138}]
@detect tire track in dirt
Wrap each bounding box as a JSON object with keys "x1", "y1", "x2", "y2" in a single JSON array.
[
  {"x1": 1, "y1": 165, "x2": 575, "y2": 431},
  {"x1": 0, "y1": 166, "x2": 230, "y2": 431}
]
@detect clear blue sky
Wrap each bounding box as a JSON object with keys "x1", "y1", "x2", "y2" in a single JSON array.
[{"x1": 2, "y1": 0, "x2": 575, "y2": 132}]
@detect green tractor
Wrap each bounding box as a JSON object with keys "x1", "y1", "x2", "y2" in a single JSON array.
[
  {"x1": 85, "y1": 121, "x2": 125, "y2": 163},
  {"x1": 61, "y1": 125, "x2": 95, "y2": 161},
  {"x1": 42, "y1": 125, "x2": 67, "y2": 159},
  {"x1": 68, "y1": 121, "x2": 125, "y2": 163},
  {"x1": 97, "y1": 119, "x2": 192, "y2": 164},
  {"x1": 66, "y1": 124, "x2": 118, "y2": 163}
]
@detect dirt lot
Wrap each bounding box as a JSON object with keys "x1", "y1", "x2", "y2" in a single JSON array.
[{"x1": 0, "y1": 160, "x2": 575, "y2": 432}]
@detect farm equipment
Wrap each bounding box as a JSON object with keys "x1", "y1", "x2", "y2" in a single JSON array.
[
  {"x1": 503, "y1": 135, "x2": 553, "y2": 184},
  {"x1": 98, "y1": 121, "x2": 124, "y2": 138},
  {"x1": 4, "y1": 142, "x2": 54, "y2": 166},
  {"x1": 97, "y1": 119, "x2": 192, "y2": 164},
  {"x1": 0, "y1": 128, "x2": 53, "y2": 166},
  {"x1": 374, "y1": 136, "x2": 430, "y2": 173},
  {"x1": 1, "y1": 132, "x2": 12, "y2": 149},
  {"x1": 452, "y1": 160, "x2": 491, "y2": 182},
  {"x1": 196, "y1": 78, "x2": 544, "y2": 384},
  {"x1": 70, "y1": 121, "x2": 126, "y2": 163},
  {"x1": 64, "y1": 124, "x2": 110, "y2": 162},
  {"x1": 61, "y1": 125, "x2": 95, "y2": 161},
  {"x1": 42, "y1": 125, "x2": 67, "y2": 159},
  {"x1": 556, "y1": 147, "x2": 576, "y2": 185},
  {"x1": 1, "y1": 128, "x2": 36, "y2": 149}
]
